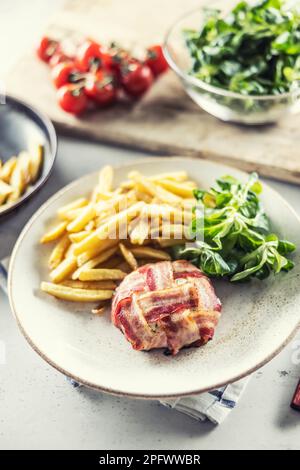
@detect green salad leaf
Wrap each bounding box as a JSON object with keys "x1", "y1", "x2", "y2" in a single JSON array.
[
  {"x1": 184, "y1": 0, "x2": 300, "y2": 95},
  {"x1": 172, "y1": 172, "x2": 296, "y2": 281}
]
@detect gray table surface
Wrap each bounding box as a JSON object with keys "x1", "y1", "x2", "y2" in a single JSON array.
[{"x1": 0, "y1": 0, "x2": 300, "y2": 451}]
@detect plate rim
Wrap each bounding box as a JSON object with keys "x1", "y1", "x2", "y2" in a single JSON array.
[
  {"x1": 0, "y1": 95, "x2": 57, "y2": 217},
  {"x1": 8, "y1": 156, "x2": 300, "y2": 399}
]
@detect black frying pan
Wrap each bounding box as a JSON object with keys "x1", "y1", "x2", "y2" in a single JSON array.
[{"x1": 0, "y1": 95, "x2": 57, "y2": 216}]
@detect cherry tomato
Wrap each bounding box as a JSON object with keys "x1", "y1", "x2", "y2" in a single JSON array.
[
  {"x1": 121, "y1": 61, "x2": 153, "y2": 97},
  {"x1": 145, "y1": 45, "x2": 168, "y2": 76},
  {"x1": 109, "y1": 44, "x2": 130, "y2": 75},
  {"x1": 51, "y1": 62, "x2": 84, "y2": 89},
  {"x1": 76, "y1": 39, "x2": 112, "y2": 72},
  {"x1": 49, "y1": 52, "x2": 73, "y2": 68},
  {"x1": 85, "y1": 70, "x2": 117, "y2": 106},
  {"x1": 57, "y1": 84, "x2": 88, "y2": 115},
  {"x1": 37, "y1": 36, "x2": 60, "y2": 63}
]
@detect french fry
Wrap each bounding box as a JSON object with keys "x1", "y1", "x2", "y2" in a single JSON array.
[
  {"x1": 0, "y1": 180, "x2": 13, "y2": 205},
  {"x1": 17, "y1": 151, "x2": 31, "y2": 185},
  {"x1": 157, "y1": 179, "x2": 195, "y2": 198},
  {"x1": 0, "y1": 157, "x2": 17, "y2": 183},
  {"x1": 48, "y1": 234, "x2": 70, "y2": 270},
  {"x1": 67, "y1": 204, "x2": 96, "y2": 232},
  {"x1": 150, "y1": 224, "x2": 188, "y2": 240},
  {"x1": 0, "y1": 147, "x2": 43, "y2": 206},
  {"x1": 7, "y1": 162, "x2": 26, "y2": 202},
  {"x1": 50, "y1": 257, "x2": 77, "y2": 283},
  {"x1": 98, "y1": 165, "x2": 113, "y2": 192},
  {"x1": 144, "y1": 203, "x2": 187, "y2": 221},
  {"x1": 129, "y1": 215, "x2": 149, "y2": 245},
  {"x1": 29, "y1": 143, "x2": 44, "y2": 182},
  {"x1": 40, "y1": 221, "x2": 68, "y2": 243},
  {"x1": 76, "y1": 239, "x2": 118, "y2": 266},
  {"x1": 119, "y1": 243, "x2": 138, "y2": 270},
  {"x1": 57, "y1": 198, "x2": 88, "y2": 218},
  {"x1": 73, "y1": 202, "x2": 144, "y2": 255},
  {"x1": 91, "y1": 300, "x2": 109, "y2": 314},
  {"x1": 84, "y1": 220, "x2": 95, "y2": 231},
  {"x1": 59, "y1": 207, "x2": 85, "y2": 221},
  {"x1": 69, "y1": 231, "x2": 91, "y2": 243},
  {"x1": 149, "y1": 171, "x2": 188, "y2": 182},
  {"x1": 120, "y1": 180, "x2": 134, "y2": 190},
  {"x1": 41, "y1": 282, "x2": 114, "y2": 302},
  {"x1": 131, "y1": 246, "x2": 171, "y2": 261},
  {"x1": 95, "y1": 191, "x2": 136, "y2": 217},
  {"x1": 156, "y1": 206, "x2": 192, "y2": 225},
  {"x1": 159, "y1": 224, "x2": 192, "y2": 241},
  {"x1": 94, "y1": 190, "x2": 114, "y2": 201},
  {"x1": 129, "y1": 172, "x2": 181, "y2": 204},
  {"x1": 79, "y1": 268, "x2": 127, "y2": 281},
  {"x1": 63, "y1": 280, "x2": 116, "y2": 290},
  {"x1": 134, "y1": 190, "x2": 152, "y2": 203},
  {"x1": 95, "y1": 215, "x2": 109, "y2": 227},
  {"x1": 65, "y1": 243, "x2": 76, "y2": 258},
  {"x1": 156, "y1": 238, "x2": 185, "y2": 248},
  {"x1": 72, "y1": 246, "x2": 118, "y2": 279},
  {"x1": 91, "y1": 305, "x2": 106, "y2": 315}
]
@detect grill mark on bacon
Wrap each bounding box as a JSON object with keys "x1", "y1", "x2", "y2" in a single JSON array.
[
  {"x1": 144, "y1": 300, "x2": 196, "y2": 322},
  {"x1": 173, "y1": 271, "x2": 205, "y2": 280},
  {"x1": 111, "y1": 261, "x2": 222, "y2": 355}
]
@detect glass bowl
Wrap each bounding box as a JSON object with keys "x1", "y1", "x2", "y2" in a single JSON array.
[{"x1": 163, "y1": 2, "x2": 300, "y2": 125}]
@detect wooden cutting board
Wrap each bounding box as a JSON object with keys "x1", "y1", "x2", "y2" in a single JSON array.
[{"x1": 6, "y1": 0, "x2": 300, "y2": 184}]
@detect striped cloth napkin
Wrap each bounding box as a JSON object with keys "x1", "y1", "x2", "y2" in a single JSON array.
[{"x1": 1, "y1": 256, "x2": 249, "y2": 424}]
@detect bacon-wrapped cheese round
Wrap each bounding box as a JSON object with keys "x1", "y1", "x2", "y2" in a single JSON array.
[{"x1": 111, "y1": 260, "x2": 222, "y2": 355}]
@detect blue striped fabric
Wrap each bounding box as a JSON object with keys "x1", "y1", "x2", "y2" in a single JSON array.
[
  {"x1": 1, "y1": 257, "x2": 250, "y2": 424},
  {"x1": 0, "y1": 257, "x2": 9, "y2": 294}
]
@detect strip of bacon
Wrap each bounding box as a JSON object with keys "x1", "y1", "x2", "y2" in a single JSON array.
[
  {"x1": 160, "y1": 310, "x2": 200, "y2": 355},
  {"x1": 174, "y1": 271, "x2": 204, "y2": 279},
  {"x1": 194, "y1": 277, "x2": 222, "y2": 312},
  {"x1": 172, "y1": 260, "x2": 203, "y2": 276},
  {"x1": 137, "y1": 283, "x2": 198, "y2": 322},
  {"x1": 112, "y1": 269, "x2": 148, "y2": 325},
  {"x1": 129, "y1": 294, "x2": 167, "y2": 349},
  {"x1": 192, "y1": 309, "x2": 221, "y2": 343},
  {"x1": 112, "y1": 297, "x2": 131, "y2": 328},
  {"x1": 115, "y1": 297, "x2": 144, "y2": 350},
  {"x1": 111, "y1": 260, "x2": 222, "y2": 355},
  {"x1": 146, "y1": 261, "x2": 173, "y2": 291}
]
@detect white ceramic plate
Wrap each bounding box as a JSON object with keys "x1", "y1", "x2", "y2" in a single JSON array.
[{"x1": 8, "y1": 158, "x2": 300, "y2": 399}]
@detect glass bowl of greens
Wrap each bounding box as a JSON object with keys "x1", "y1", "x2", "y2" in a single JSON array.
[{"x1": 163, "y1": 0, "x2": 300, "y2": 124}]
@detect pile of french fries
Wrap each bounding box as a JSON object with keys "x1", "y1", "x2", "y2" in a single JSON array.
[
  {"x1": 40, "y1": 165, "x2": 197, "y2": 314},
  {"x1": 0, "y1": 144, "x2": 43, "y2": 211}
]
